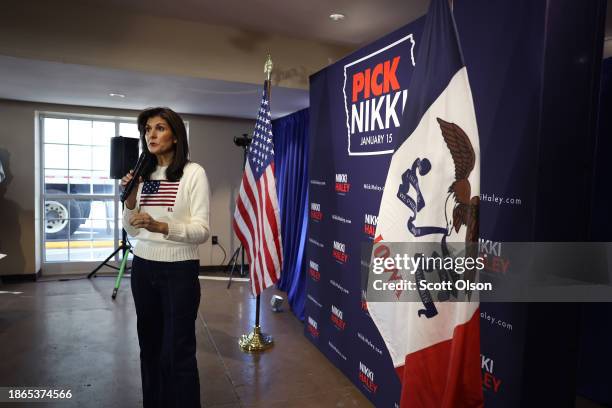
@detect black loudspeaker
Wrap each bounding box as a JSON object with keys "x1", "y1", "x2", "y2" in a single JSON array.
[{"x1": 110, "y1": 136, "x2": 139, "y2": 180}]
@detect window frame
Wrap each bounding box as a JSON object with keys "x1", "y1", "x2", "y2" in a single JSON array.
[{"x1": 39, "y1": 112, "x2": 137, "y2": 268}]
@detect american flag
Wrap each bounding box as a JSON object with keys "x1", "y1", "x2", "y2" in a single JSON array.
[
  {"x1": 233, "y1": 81, "x2": 283, "y2": 296},
  {"x1": 139, "y1": 180, "x2": 180, "y2": 207}
]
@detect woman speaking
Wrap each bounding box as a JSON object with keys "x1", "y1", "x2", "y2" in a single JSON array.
[{"x1": 121, "y1": 107, "x2": 209, "y2": 408}]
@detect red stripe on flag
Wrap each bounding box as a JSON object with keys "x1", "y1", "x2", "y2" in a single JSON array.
[
  {"x1": 235, "y1": 198, "x2": 256, "y2": 262},
  {"x1": 232, "y1": 219, "x2": 253, "y2": 265},
  {"x1": 269, "y1": 162, "x2": 282, "y2": 264},
  {"x1": 262, "y1": 168, "x2": 280, "y2": 284},
  {"x1": 237, "y1": 166, "x2": 263, "y2": 294},
  {"x1": 242, "y1": 167, "x2": 263, "y2": 294},
  {"x1": 140, "y1": 203, "x2": 176, "y2": 205},
  {"x1": 253, "y1": 172, "x2": 267, "y2": 294},
  {"x1": 234, "y1": 185, "x2": 258, "y2": 292},
  {"x1": 234, "y1": 193, "x2": 254, "y2": 258},
  {"x1": 233, "y1": 186, "x2": 257, "y2": 282},
  {"x1": 233, "y1": 214, "x2": 258, "y2": 294},
  {"x1": 396, "y1": 309, "x2": 483, "y2": 408},
  {"x1": 257, "y1": 173, "x2": 277, "y2": 289},
  {"x1": 264, "y1": 166, "x2": 282, "y2": 271}
]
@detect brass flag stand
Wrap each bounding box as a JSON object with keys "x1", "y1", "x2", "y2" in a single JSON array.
[
  {"x1": 238, "y1": 55, "x2": 275, "y2": 353},
  {"x1": 238, "y1": 296, "x2": 274, "y2": 352}
]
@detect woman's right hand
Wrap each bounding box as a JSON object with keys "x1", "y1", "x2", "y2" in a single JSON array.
[{"x1": 121, "y1": 170, "x2": 142, "y2": 210}]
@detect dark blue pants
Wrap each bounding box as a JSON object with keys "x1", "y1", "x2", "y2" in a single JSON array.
[{"x1": 131, "y1": 256, "x2": 201, "y2": 408}]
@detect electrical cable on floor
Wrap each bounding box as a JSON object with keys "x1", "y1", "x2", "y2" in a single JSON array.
[
  {"x1": 57, "y1": 276, "x2": 88, "y2": 281},
  {"x1": 37, "y1": 275, "x2": 91, "y2": 282}
]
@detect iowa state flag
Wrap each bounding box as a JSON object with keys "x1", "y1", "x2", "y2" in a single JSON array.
[{"x1": 368, "y1": 0, "x2": 483, "y2": 407}]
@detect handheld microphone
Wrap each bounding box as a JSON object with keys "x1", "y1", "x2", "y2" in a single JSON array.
[{"x1": 120, "y1": 152, "x2": 149, "y2": 203}]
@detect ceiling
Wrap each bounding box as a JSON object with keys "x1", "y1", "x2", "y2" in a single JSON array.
[
  {"x1": 72, "y1": 0, "x2": 430, "y2": 46},
  {"x1": 64, "y1": 0, "x2": 612, "y2": 49},
  {"x1": 0, "y1": 0, "x2": 430, "y2": 119},
  {"x1": 0, "y1": 55, "x2": 309, "y2": 120}
]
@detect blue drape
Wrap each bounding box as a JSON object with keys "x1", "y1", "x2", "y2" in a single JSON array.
[
  {"x1": 272, "y1": 108, "x2": 309, "y2": 321},
  {"x1": 577, "y1": 57, "x2": 612, "y2": 405}
]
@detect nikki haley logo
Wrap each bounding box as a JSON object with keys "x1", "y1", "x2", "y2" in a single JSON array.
[
  {"x1": 360, "y1": 289, "x2": 369, "y2": 314},
  {"x1": 335, "y1": 173, "x2": 350, "y2": 194},
  {"x1": 330, "y1": 305, "x2": 347, "y2": 330},
  {"x1": 481, "y1": 354, "x2": 502, "y2": 393},
  {"x1": 479, "y1": 239, "x2": 510, "y2": 274},
  {"x1": 332, "y1": 241, "x2": 348, "y2": 263},
  {"x1": 310, "y1": 202, "x2": 323, "y2": 221},
  {"x1": 308, "y1": 260, "x2": 320, "y2": 282},
  {"x1": 364, "y1": 213, "x2": 378, "y2": 238},
  {"x1": 307, "y1": 316, "x2": 319, "y2": 338},
  {"x1": 358, "y1": 362, "x2": 378, "y2": 393},
  {"x1": 343, "y1": 34, "x2": 416, "y2": 156}
]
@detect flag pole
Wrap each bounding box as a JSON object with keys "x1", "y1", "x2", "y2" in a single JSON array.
[{"x1": 238, "y1": 54, "x2": 275, "y2": 353}]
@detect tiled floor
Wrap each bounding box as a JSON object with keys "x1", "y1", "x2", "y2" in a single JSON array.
[{"x1": 0, "y1": 275, "x2": 372, "y2": 407}]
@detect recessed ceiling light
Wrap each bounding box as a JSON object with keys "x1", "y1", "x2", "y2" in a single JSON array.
[
  {"x1": 329, "y1": 13, "x2": 345, "y2": 22},
  {"x1": 109, "y1": 92, "x2": 125, "y2": 98}
]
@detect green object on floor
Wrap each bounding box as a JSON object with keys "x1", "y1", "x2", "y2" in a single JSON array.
[{"x1": 112, "y1": 245, "x2": 131, "y2": 300}]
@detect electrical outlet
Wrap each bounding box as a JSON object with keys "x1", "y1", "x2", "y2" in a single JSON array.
[{"x1": 212, "y1": 235, "x2": 218, "y2": 245}]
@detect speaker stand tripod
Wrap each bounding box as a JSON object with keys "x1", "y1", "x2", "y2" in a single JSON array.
[
  {"x1": 226, "y1": 245, "x2": 246, "y2": 289},
  {"x1": 88, "y1": 227, "x2": 132, "y2": 300}
]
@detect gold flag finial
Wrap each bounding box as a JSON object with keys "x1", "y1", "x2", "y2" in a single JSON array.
[{"x1": 264, "y1": 54, "x2": 273, "y2": 81}]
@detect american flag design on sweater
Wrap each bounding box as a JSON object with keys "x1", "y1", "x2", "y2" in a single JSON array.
[{"x1": 139, "y1": 180, "x2": 180, "y2": 207}]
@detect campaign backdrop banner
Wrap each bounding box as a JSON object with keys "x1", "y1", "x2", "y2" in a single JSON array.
[
  {"x1": 303, "y1": 0, "x2": 590, "y2": 406},
  {"x1": 306, "y1": 19, "x2": 424, "y2": 407}
]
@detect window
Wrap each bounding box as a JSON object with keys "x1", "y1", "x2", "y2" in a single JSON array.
[{"x1": 41, "y1": 114, "x2": 140, "y2": 262}]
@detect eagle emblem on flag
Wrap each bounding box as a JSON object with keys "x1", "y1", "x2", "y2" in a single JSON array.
[{"x1": 437, "y1": 118, "x2": 479, "y2": 244}]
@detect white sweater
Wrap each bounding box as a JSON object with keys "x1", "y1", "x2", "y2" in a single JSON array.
[{"x1": 122, "y1": 162, "x2": 210, "y2": 262}]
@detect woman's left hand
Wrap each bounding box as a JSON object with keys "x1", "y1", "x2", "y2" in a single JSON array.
[{"x1": 129, "y1": 212, "x2": 169, "y2": 235}]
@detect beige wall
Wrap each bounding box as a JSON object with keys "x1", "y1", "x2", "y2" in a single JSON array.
[
  {"x1": 186, "y1": 112, "x2": 249, "y2": 266},
  {"x1": 0, "y1": 102, "x2": 37, "y2": 276},
  {"x1": 1, "y1": 0, "x2": 353, "y2": 89},
  {"x1": 0, "y1": 99, "x2": 251, "y2": 275}
]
